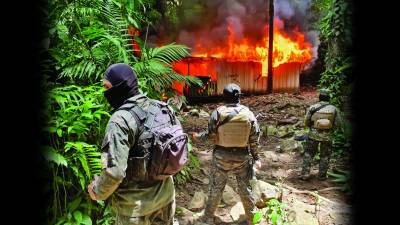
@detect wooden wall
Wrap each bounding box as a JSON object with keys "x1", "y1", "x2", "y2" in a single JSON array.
[
  {"x1": 174, "y1": 57, "x2": 303, "y2": 95},
  {"x1": 273, "y1": 62, "x2": 303, "y2": 93},
  {"x1": 216, "y1": 61, "x2": 267, "y2": 95}
]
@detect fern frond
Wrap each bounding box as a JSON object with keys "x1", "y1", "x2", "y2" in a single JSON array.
[
  {"x1": 60, "y1": 60, "x2": 98, "y2": 81},
  {"x1": 150, "y1": 43, "x2": 191, "y2": 64}
]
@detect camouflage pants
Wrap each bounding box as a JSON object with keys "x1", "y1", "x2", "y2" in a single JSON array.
[
  {"x1": 114, "y1": 200, "x2": 175, "y2": 225},
  {"x1": 301, "y1": 138, "x2": 332, "y2": 178},
  {"x1": 204, "y1": 154, "x2": 256, "y2": 224}
]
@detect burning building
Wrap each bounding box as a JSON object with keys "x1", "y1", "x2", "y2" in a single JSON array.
[{"x1": 152, "y1": 0, "x2": 318, "y2": 98}]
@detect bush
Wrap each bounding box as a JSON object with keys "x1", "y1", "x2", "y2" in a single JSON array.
[{"x1": 42, "y1": 83, "x2": 111, "y2": 224}]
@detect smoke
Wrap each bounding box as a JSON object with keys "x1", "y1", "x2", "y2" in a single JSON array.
[
  {"x1": 152, "y1": 0, "x2": 319, "y2": 63},
  {"x1": 275, "y1": 0, "x2": 295, "y2": 19}
]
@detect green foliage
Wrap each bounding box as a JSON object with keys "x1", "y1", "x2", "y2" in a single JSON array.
[
  {"x1": 48, "y1": 0, "x2": 140, "y2": 83},
  {"x1": 311, "y1": 0, "x2": 332, "y2": 16},
  {"x1": 174, "y1": 139, "x2": 200, "y2": 185},
  {"x1": 65, "y1": 142, "x2": 102, "y2": 190},
  {"x1": 175, "y1": 207, "x2": 184, "y2": 215},
  {"x1": 317, "y1": 0, "x2": 353, "y2": 108},
  {"x1": 48, "y1": 0, "x2": 201, "y2": 99},
  {"x1": 95, "y1": 201, "x2": 116, "y2": 225},
  {"x1": 177, "y1": 0, "x2": 206, "y2": 29},
  {"x1": 47, "y1": 83, "x2": 111, "y2": 144},
  {"x1": 253, "y1": 199, "x2": 290, "y2": 225},
  {"x1": 43, "y1": 146, "x2": 68, "y2": 167},
  {"x1": 314, "y1": 143, "x2": 321, "y2": 161},
  {"x1": 42, "y1": 83, "x2": 111, "y2": 224},
  {"x1": 55, "y1": 197, "x2": 93, "y2": 225},
  {"x1": 318, "y1": 57, "x2": 352, "y2": 106},
  {"x1": 327, "y1": 169, "x2": 352, "y2": 193},
  {"x1": 135, "y1": 43, "x2": 202, "y2": 100},
  {"x1": 332, "y1": 127, "x2": 351, "y2": 157}
]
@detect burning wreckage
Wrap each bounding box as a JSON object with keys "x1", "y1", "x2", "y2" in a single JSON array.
[{"x1": 152, "y1": 0, "x2": 318, "y2": 100}]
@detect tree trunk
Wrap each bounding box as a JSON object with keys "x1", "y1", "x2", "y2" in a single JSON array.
[{"x1": 267, "y1": 0, "x2": 274, "y2": 94}]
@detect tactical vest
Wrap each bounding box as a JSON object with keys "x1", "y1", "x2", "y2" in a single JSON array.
[
  {"x1": 311, "y1": 104, "x2": 336, "y2": 130},
  {"x1": 215, "y1": 105, "x2": 252, "y2": 148}
]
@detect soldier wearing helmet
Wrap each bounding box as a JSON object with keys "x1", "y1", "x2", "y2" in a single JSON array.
[
  {"x1": 192, "y1": 83, "x2": 261, "y2": 225},
  {"x1": 300, "y1": 88, "x2": 344, "y2": 181}
]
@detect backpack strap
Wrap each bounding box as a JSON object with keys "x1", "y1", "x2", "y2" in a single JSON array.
[
  {"x1": 143, "y1": 100, "x2": 161, "y2": 130},
  {"x1": 118, "y1": 105, "x2": 147, "y2": 126},
  {"x1": 117, "y1": 103, "x2": 148, "y2": 144},
  {"x1": 310, "y1": 103, "x2": 329, "y2": 117},
  {"x1": 216, "y1": 106, "x2": 243, "y2": 129}
]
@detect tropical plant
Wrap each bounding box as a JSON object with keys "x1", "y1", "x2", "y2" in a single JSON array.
[
  {"x1": 46, "y1": 83, "x2": 111, "y2": 144},
  {"x1": 135, "y1": 43, "x2": 202, "y2": 99},
  {"x1": 48, "y1": 0, "x2": 140, "y2": 83},
  {"x1": 253, "y1": 198, "x2": 290, "y2": 225},
  {"x1": 317, "y1": 0, "x2": 353, "y2": 108},
  {"x1": 332, "y1": 127, "x2": 351, "y2": 157},
  {"x1": 327, "y1": 169, "x2": 352, "y2": 193},
  {"x1": 48, "y1": 0, "x2": 201, "y2": 98},
  {"x1": 42, "y1": 83, "x2": 111, "y2": 224},
  {"x1": 53, "y1": 196, "x2": 95, "y2": 225},
  {"x1": 319, "y1": 57, "x2": 352, "y2": 106}
]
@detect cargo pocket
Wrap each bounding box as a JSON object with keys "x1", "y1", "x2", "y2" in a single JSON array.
[{"x1": 126, "y1": 152, "x2": 150, "y2": 182}]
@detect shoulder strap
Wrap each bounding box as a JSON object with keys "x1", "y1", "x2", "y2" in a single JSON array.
[
  {"x1": 118, "y1": 104, "x2": 148, "y2": 130},
  {"x1": 310, "y1": 103, "x2": 329, "y2": 117},
  {"x1": 116, "y1": 104, "x2": 149, "y2": 158},
  {"x1": 217, "y1": 107, "x2": 242, "y2": 129},
  {"x1": 143, "y1": 100, "x2": 164, "y2": 130},
  {"x1": 119, "y1": 100, "x2": 175, "y2": 131}
]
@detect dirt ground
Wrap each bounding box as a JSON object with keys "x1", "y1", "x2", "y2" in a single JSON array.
[{"x1": 175, "y1": 87, "x2": 353, "y2": 225}]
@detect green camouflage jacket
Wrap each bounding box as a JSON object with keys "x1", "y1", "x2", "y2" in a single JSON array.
[
  {"x1": 305, "y1": 101, "x2": 344, "y2": 141},
  {"x1": 198, "y1": 103, "x2": 261, "y2": 168},
  {"x1": 92, "y1": 94, "x2": 174, "y2": 217}
]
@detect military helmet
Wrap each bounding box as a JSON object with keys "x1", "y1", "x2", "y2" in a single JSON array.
[
  {"x1": 318, "y1": 88, "x2": 330, "y2": 101},
  {"x1": 223, "y1": 83, "x2": 242, "y2": 98}
]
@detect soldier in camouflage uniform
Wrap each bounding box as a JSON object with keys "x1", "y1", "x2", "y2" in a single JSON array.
[
  {"x1": 301, "y1": 89, "x2": 344, "y2": 181},
  {"x1": 192, "y1": 83, "x2": 262, "y2": 225},
  {"x1": 88, "y1": 63, "x2": 176, "y2": 225}
]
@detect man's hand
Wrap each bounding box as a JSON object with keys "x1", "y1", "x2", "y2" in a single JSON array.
[
  {"x1": 254, "y1": 159, "x2": 262, "y2": 172},
  {"x1": 88, "y1": 176, "x2": 99, "y2": 200}
]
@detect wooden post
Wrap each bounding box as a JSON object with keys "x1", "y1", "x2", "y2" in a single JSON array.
[{"x1": 267, "y1": 0, "x2": 274, "y2": 93}]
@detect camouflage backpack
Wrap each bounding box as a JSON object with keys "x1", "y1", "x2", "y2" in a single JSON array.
[
  {"x1": 119, "y1": 99, "x2": 189, "y2": 181},
  {"x1": 215, "y1": 105, "x2": 252, "y2": 148}
]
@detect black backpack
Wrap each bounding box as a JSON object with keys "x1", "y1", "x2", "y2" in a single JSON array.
[{"x1": 119, "y1": 99, "x2": 189, "y2": 181}]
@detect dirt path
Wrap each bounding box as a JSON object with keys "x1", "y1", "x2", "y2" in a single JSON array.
[{"x1": 175, "y1": 87, "x2": 353, "y2": 225}]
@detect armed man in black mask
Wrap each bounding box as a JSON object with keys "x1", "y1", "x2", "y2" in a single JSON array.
[{"x1": 88, "y1": 63, "x2": 184, "y2": 225}]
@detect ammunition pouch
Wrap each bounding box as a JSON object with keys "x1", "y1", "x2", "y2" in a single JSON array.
[
  {"x1": 216, "y1": 121, "x2": 251, "y2": 147},
  {"x1": 314, "y1": 118, "x2": 332, "y2": 130}
]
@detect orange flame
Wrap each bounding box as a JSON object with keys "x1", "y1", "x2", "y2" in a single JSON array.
[{"x1": 191, "y1": 19, "x2": 313, "y2": 75}]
